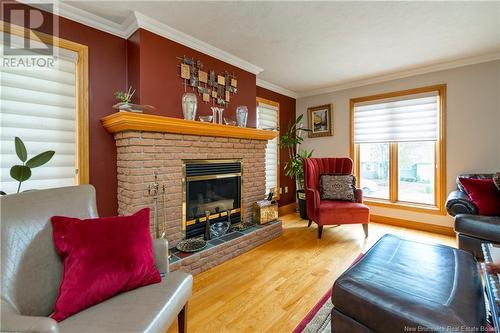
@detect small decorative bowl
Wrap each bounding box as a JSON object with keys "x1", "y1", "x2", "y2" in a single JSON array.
[
  {"x1": 199, "y1": 115, "x2": 213, "y2": 122},
  {"x1": 176, "y1": 238, "x2": 207, "y2": 252},
  {"x1": 210, "y1": 221, "x2": 230, "y2": 238},
  {"x1": 224, "y1": 117, "x2": 237, "y2": 126}
]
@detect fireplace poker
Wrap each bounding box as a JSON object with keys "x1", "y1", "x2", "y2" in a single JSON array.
[
  {"x1": 148, "y1": 172, "x2": 160, "y2": 239},
  {"x1": 161, "y1": 184, "x2": 167, "y2": 239}
]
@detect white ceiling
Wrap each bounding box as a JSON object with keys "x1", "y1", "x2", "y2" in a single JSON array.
[{"x1": 65, "y1": 1, "x2": 500, "y2": 96}]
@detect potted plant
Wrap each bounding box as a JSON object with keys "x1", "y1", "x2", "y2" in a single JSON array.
[
  {"x1": 8, "y1": 137, "x2": 55, "y2": 193},
  {"x1": 280, "y1": 114, "x2": 313, "y2": 219},
  {"x1": 114, "y1": 86, "x2": 135, "y2": 111}
]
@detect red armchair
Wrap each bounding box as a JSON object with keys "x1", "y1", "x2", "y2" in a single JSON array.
[{"x1": 304, "y1": 157, "x2": 370, "y2": 239}]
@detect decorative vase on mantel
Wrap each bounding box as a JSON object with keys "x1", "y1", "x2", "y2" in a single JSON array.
[
  {"x1": 236, "y1": 105, "x2": 248, "y2": 127},
  {"x1": 182, "y1": 92, "x2": 197, "y2": 120}
]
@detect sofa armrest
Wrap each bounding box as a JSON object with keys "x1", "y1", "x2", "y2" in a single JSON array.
[
  {"x1": 0, "y1": 299, "x2": 59, "y2": 333},
  {"x1": 445, "y1": 190, "x2": 477, "y2": 217},
  {"x1": 355, "y1": 188, "x2": 363, "y2": 203},
  {"x1": 153, "y1": 238, "x2": 169, "y2": 274}
]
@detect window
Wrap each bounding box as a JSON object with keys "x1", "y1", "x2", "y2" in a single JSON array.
[
  {"x1": 256, "y1": 97, "x2": 280, "y2": 198},
  {"x1": 350, "y1": 85, "x2": 446, "y2": 214},
  {"x1": 0, "y1": 24, "x2": 88, "y2": 193},
  {"x1": 359, "y1": 143, "x2": 389, "y2": 199}
]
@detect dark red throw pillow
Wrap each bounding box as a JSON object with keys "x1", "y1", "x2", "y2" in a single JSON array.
[
  {"x1": 50, "y1": 208, "x2": 160, "y2": 322},
  {"x1": 458, "y1": 177, "x2": 500, "y2": 216}
]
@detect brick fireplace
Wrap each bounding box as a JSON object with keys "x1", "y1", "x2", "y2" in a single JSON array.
[{"x1": 103, "y1": 112, "x2": 283, "y2": 274}]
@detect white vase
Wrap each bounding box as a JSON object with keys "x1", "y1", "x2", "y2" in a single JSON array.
[
  {"x1": 236, "y1": 106, "x2": 248, "y2": 127},
  {"x1": 182, "y1": 93, "x2": 197, "y2": 120}
]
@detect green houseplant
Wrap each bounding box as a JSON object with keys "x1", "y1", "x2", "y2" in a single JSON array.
[
  {"x1": 114, "y1": 86, "x2": 135, "y2": 104},
  {"x1": 9, "y1": 137, "x2": 55, "y2": 193},
  {"x1": 280, "y1": 114, "x2": 313, "y2": 219},
  {"x1": 114, "y1": 86, "x2": 136, "y2": 111}
]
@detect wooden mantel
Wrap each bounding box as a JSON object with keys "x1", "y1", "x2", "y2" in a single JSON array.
[{"x1": 101, "y1": 112, "x2": 278, "y2": 140}]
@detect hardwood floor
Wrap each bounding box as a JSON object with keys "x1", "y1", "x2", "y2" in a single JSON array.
[{"x1": 168, "y1": 213, "x2": 455, "y2": 333}]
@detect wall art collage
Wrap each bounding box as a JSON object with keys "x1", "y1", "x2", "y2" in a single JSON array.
[{"x1": 178, "y1": 55, "x2": 238, "y2": 106}]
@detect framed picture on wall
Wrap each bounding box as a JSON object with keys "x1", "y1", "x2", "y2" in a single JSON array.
[{"x1": 307, "y1": 104, "x2": 333, "y2": 138}]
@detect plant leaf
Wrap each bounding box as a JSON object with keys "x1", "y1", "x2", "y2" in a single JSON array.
[
  {"x1": 14, "y1": 137, "x2": 27, "y2": 162},
  {"x1": 10, "y1": 165, "x2": 31, "y2": 182},
  {"x1": 26, "y1": 151, "x2": 55, "y2": 168}
]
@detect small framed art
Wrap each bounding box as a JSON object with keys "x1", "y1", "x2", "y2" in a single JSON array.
[{"x1": 307, "y1": 104, "x2": 333, "y2": 138}]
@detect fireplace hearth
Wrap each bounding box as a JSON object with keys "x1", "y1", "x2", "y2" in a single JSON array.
[{"x1": 183, "y1": 160, "x2": 242, "y2": 239}]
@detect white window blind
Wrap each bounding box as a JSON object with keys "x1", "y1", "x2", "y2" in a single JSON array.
[
  {"x1": 0, "y1": 34, "x2": 78, "y2": 193},
  {"x1": 257, "y1": 102, "x2": 278, "y2": 195},
  {"x1": 353, "y1": 91, "x2": 439, "y2": 143}
]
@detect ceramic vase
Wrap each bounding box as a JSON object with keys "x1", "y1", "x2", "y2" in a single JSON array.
[
  {"x1": 236, "y1": 106, "x2": 248, "y2": 127},
  {"x1": 182, "y1": 93, "x2": 197, "y2": 120}
]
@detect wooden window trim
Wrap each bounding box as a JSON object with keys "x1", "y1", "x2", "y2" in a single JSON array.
[
  {"x1": 1, "y1": 21, "x2": 90, "y2": 185},
  {"x1": 350, "y1": 84, "x2": 447, "y2": 215},
  {"x1": 256, "y1": 97, "x2": 280, "y2": 200}
]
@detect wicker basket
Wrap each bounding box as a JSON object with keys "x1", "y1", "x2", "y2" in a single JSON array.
[{"x1": 252, "y1": 202, "x2": 278, "y2": 225}]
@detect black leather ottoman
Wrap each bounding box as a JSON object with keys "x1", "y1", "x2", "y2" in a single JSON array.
[{"x1": 331, "y1": 234, "x2": 486, "y2": 333}]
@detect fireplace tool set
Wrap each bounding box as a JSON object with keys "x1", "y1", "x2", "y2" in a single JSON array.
[{"x1": 148, "y1": 172, "x2": 167, "y2": 239}]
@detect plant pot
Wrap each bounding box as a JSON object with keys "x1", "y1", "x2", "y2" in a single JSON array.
[{"x1": 297, "y1": 190, "x2": 308, "y2": 220}]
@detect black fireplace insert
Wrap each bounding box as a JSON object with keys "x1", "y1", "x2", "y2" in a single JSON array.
[{"x1": 183, "y1": 160, "x2": 242, "y2": 239}]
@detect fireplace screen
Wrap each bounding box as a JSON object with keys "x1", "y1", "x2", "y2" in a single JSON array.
[
  {"x1": 183, "y1": 160, "x2": 242, "y2": 238},
  {"x1": 186, "y1": 176, "x2": 240, "y2": 220}
]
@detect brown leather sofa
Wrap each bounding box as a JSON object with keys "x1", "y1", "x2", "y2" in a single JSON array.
[{"x1": 0, "y1": 185, "x2": 193, "y2": 333}]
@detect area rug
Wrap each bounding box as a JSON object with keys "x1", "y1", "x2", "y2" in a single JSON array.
[
  {"x1": 292, "y1": 288, "x2": 333, "y2": 333},
  {"x1": 292, "y1": 254, "x2": 364, "y2": 333}
]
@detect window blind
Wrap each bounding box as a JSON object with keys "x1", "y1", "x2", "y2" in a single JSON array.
[
  {"x1": 257, "y1": 102, "x2": 278, "y2": 195},
  {"x1": 0, "y1": 34, "x2": 78, "y2": 193},
  {"x1": 353, "y1": 91, "x2": 439, "y2": 143}
]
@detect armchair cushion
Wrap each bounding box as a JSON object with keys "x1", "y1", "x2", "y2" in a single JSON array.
[
  {"x1": 50, "y1": 208, "x2": 161, "y2": 322},
  {"x1": 458, "y1": 177, "x2": 500, "y2": 216},
  {"x1": 57, "y1": 271, "x2": 193, "y2": 333},
  {"x1": 318, "y1": 201, "x2": 369, "y2": 225},
  {"x1": 319, "y1": 174, "x2": 356, "y2": 201}
]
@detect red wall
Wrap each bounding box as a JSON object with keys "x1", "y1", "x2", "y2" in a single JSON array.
[
  {"x1": 129, "y1": 29, "x2": 257, "y2": 127},
  {"x1": 5, "y1": 2, "x2": 295, "y2": 213},
  {"x1": 4, "y1": 2, "x2": 127, "y2": 216},
  {"x1": 256, "y1": 86, "x2": 297, "y2": 207}
]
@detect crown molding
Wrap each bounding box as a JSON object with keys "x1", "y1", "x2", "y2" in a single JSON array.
[
  {"x1": 122, "y1": 11, "x2": 139, "y2": 39},
  {"x1": 19, "y1": 2, "x2": 263, "y2": 75},
  {"x1": 19, "y1": 0, "x2": 126, "y2": 38},
  {"x1": 298, "y1": 51, "x2": 500, "y2": 98},
  {"x1": 127, "y1": 12, "x2": 263, "y2": 75},
  {"x1": 256, "y1": 79, "x2": 298, "y2": 99}
]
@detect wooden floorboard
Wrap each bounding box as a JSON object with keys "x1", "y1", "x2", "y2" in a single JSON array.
[{"x1": 168, "y1": 213, "x2": 455, "y2": 333}]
